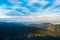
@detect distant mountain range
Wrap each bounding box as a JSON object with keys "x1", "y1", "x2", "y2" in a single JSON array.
[{"x1": 0, "y1": 22, "x2": 60, "y2": 40}]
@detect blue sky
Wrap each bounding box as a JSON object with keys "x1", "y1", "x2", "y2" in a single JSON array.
[{"x1": 0, "y1": 0, "x2": 60, "y2": 24}]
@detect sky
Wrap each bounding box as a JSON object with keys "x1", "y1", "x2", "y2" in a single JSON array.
[{"x1": 0, "y1": 0, "x2": 60, "y2": 24}]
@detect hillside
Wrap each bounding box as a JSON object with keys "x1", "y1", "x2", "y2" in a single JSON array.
[{"x1": 0, "y1": 22, "x2": 60, "y2": 40}]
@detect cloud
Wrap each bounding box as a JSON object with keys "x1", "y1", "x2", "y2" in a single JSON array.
[{"x1": 0, "y1": 0, "x2": 60, "y2": 24}]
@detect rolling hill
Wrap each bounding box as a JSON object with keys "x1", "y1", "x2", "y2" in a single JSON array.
[{"x1": 0, "y1": 22, "x2": 60, "y2": 40}]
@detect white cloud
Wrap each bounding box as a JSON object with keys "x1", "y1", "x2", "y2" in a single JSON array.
[
  {"x1": 0, "y1": 0, "x2": 60, "y2": 24},
  {"x1": 0, "y1": 8, "x2": 12, "y2": 17},
  {"x1": 39, "y1": 0, "x2": 50, "y2": 6}
]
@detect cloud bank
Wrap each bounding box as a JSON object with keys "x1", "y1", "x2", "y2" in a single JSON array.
[{"x1": 0, "y1": 0, "x2": 60, "y2": 24}]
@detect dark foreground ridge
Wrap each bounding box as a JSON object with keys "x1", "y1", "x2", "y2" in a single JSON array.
[{"x1": 0, "y1": 22, "x2": 60, "y2": 40}]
